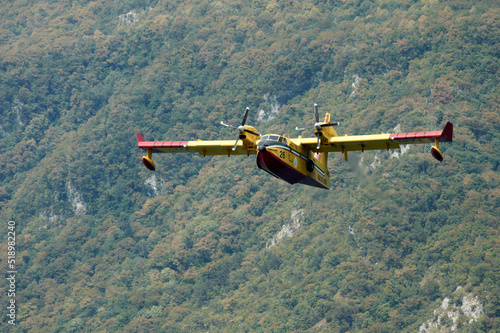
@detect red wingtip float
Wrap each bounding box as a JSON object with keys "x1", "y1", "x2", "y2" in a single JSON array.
[{"x1": 137, "y1": 105, "x2": 453, "y2": 189}]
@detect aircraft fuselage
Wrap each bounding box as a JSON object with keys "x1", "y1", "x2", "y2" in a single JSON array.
[{"x1": 256, "y1": 135, "x2": 330, "y2": 189}]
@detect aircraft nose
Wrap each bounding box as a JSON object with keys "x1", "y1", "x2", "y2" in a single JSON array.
[{"x1": 258, "y1": 143, "x2": 267, "y2": 152}]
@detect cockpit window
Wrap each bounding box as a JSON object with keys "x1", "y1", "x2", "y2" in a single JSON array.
[{"x1": 261, "y1": 135, "x2": 286, "y2": 143}]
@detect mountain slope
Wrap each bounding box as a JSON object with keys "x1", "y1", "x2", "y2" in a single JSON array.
[{"x1": 0, "y1": 0, "x2": 498, "y2": 331}]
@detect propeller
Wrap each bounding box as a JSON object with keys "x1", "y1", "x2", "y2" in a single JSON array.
[
  {"x1": 295, "y1": 104, "x2": 339, "y2": 150},
  {"x1": 221, "y1": 107, "x2": 250, "y2": 151}
]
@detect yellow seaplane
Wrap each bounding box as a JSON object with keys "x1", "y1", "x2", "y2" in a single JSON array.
[{"x1": 137, "y1": 105, "x2": 453, "y2": 189}]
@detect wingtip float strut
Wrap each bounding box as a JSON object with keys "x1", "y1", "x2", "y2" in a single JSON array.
[
  {"x1": 431, "y1": 121, "x2": 453, "y2": 162},
  {"x1": 137, "y1": 133, "x2": 156, "y2": 171}
]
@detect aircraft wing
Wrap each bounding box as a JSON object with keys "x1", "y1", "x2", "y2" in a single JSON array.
[
  {"x1": 136, "y1": 134, "x2": 257, "y2": 157},
  {"x1": 302, "y1": 122, "x2": 453, "y2": 157}
]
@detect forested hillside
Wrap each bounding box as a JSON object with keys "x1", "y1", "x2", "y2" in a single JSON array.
[{"x1": 0, "y1": 0, "x2": 498, "y2": 331}]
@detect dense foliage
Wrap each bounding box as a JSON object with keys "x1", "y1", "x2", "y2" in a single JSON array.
[{"x1": 0, "y1": 0, "x2": 498, "y2": 331}]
